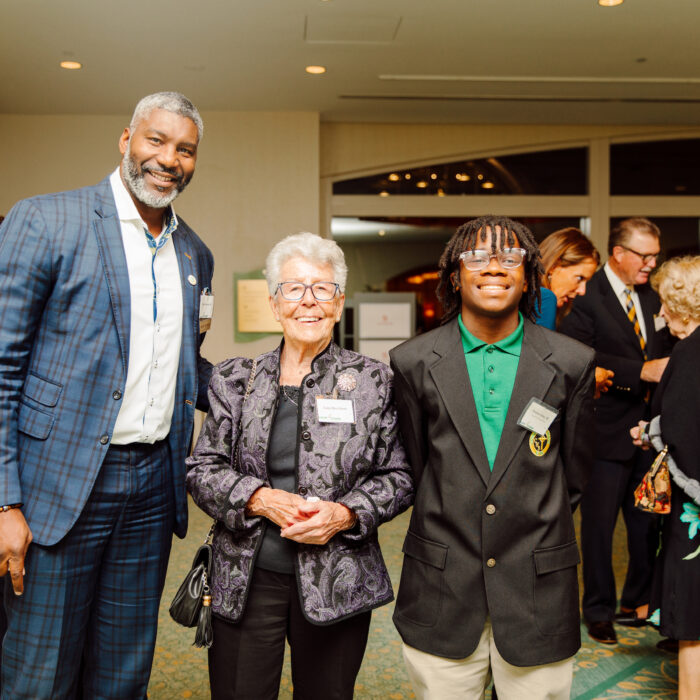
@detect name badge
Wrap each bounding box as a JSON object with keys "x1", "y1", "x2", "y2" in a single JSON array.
[
  {"x1": 654, "y1": 314, "x2": 666, "y2": 332},
  {"x1": 517, "y1": 397, "x2": 558, "y2": 437},
  {"x1": 199, "y1": 291, "x2": 214, "y2": 333},
  {"x1": 316, "y1": 398, "x2": 355, "y2": 424}
]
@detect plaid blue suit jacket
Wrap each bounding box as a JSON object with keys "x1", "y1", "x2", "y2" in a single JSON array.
[{"x1": 0, "y1": 176, "x2": 213, "y2": 545}]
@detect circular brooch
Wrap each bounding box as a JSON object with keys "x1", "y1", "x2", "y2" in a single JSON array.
[{"x1": 336, "y1": 372, "x2": 357, "y2": 392}]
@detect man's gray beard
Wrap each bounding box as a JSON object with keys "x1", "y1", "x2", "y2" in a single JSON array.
[{"x1": 122, "y1": 143, "x2": 186, "y2": 209}]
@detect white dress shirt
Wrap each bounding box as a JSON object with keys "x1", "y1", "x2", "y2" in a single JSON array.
[
  {"x1": 604, "y1": 262, "x2": 647, "y2": 341},
  {"x1": 109, "y1": 168, "x2": 183, "y2": 444}
]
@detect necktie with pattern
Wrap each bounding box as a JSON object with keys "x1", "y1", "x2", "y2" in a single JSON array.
[{"x1": 624, "y1": 287, "x2": 648, "y2": 361}]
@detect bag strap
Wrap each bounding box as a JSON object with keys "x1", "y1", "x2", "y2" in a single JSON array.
[{"x1": 204, "y1": 357, "x2": 258, "y2": 546}]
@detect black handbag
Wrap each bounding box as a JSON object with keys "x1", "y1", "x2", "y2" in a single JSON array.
[
  {"x1": 168, "y1": 524, "x2": 215, "y2": 648},
  {"x1": 169, "y1": 357, "x2": 257, "y2": 648}
]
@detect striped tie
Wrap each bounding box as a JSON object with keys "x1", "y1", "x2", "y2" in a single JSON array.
[{"x1": 624, "y1": 287, "x2": 647, "y2": 360}]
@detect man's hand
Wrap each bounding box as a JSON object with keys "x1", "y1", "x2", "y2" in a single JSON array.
[
  {"x1": 245, "y1": 487, "x2": 309, "y2": 530},
  {"x1": 640, "y1": 357, "x2": 669, "y2": 383},
  {"x1": 281, "y1": 501, "x2": 356, "y2": 545},
  {"x1": 594, "y1": 367, "x2": 614, "y2": 399},
  {"x1": 0, "y1": 509, "x2": 32, "y2": 596},
  {"x1": 630, "y1": 420, "x2": 651, "y2": 450}
]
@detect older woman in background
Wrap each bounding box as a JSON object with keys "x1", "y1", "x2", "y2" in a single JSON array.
[
  {"x1": 186, "y1": 232, "x2": 413, "y2": 700},
  {"x1": 630, "y1": 256, "x2": 700, "y2": 700},
  {"x1": 536, "y1": 227, "x2": 613, "y2": 397}
]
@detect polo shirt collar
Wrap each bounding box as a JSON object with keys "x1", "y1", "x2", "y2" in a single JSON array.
[{"x1": 458, "y1": 313, "x2": 524, "y2": 356}]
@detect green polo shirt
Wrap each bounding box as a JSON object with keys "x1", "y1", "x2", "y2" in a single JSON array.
[{"x1": 458, "y1": 314, "x2": 524, "y2": 470}]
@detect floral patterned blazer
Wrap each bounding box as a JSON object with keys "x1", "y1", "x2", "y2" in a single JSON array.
[{"x1": 186, "y1": 342, "x2": 413, "y2": 625}]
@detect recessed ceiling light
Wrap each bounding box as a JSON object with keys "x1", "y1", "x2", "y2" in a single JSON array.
[
  {"x1": 60, "y1": 60, "x2": 82, "y2": 70},
  {"x1": 379, "y1": 191, "x2": 389, "y2": 197},
  {"x1": 305, "y1": 65, "x2": 326, "y2": 75},
  {"x1": 378, "y1": 229, "x2": 386, "y2": 237},
  {"x1": 416, "y1": 181, "x2": 428, "y2": 188},
  {"x1": 598, "y1": 0, "x2": 623, "y2": 6},
  {"x1": 481, "y1": 181, "x2": 495, "y2": 189},
  {"x1": 388, "y1": 173, "x2": 400, "y2": 181},
  {"x1": 430, "y1": 173, "x2": 437, "y2": 180},
  {"x1": 404, "y1": 173, "x2": 411, "y2": 180}
]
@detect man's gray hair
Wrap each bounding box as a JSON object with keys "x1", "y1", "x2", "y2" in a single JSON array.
[
  {"x1": 265, "y1": 232, "x2": 348, "y2": 295},
  {"x1": 130, "y1": 92, "x2": 204, "y2": 142}
]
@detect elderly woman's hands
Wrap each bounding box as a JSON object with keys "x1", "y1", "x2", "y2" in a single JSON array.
[
  {"x1": 245, "y1": 488, "x2": 308, "y2": 529},
  {"x1": 630, "y1": 420, "x2": 651, "y2": 449},
  {"x1": 281, "y1": 500, "x2": 357, "y2": 545}
]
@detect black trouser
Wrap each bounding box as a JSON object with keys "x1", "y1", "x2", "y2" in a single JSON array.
[
  {"x1": 581, "y1": 452, "x2": 660, "y2": 623},
  {"x1": 209, "y1": 567, "x2": 371, "y2": 700}
]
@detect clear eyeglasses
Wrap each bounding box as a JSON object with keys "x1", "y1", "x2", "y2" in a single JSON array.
[
  {"x1": 459, "y1": 248, "x2": 527, "y2": 271},
  {"x1": 276, "y1": 281, "x2": 340, "y2": 301}
]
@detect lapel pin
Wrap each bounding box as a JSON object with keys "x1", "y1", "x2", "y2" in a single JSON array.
[
  {"x1": 184, "y1": 252, "x2": 192, "y2": 260},
  {"x1": 529, "y1": 430, "x2": 551, "y2": 457},
  {"x1": 187, "y1": 275, "x2": 197, "y2": 286}
]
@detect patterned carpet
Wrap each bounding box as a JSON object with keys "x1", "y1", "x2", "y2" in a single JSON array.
[{"x1": 149, "y1": 502, "x2": 677, "y2": 699}]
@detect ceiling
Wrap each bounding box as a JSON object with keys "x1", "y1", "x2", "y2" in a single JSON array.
[{"x1": 3, "y1": 0, "x2": 700, "y2": 124}]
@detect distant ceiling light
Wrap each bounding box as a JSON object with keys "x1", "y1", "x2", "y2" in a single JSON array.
[
  {"x1": 60, "y1": 60, "x2": 82, "y2": 70},
  {"x1": 388, "y1": 173, "x2": 400, "y2": 181},
  {"x1": 481, "y1": 181, "x2": 495, "y2": 189},
  {"x1": 305, "y1": 65, "x2": 326, "y2": 74},
  {"x1": 598, "y1": 0, "x2": 623, "y2": 5},
  {"x1": 416, "y1": 181, "x2": 428, "y2": 188},
  {"x1": 437, "y1": 188, "x2": 446, "y2": 197},
  {"x1": 477, "y1": 173, "x2": 484, "y2": 180},
  {"x1": 404, "y1": 173, "x2": 412, "y2": 180},
  {"x1": 430, "y1": 173, "x2": 437, "y2": 180},
  {"x1": 378, "y1": 229, "x2": 386, "y2": 236},
  {"x1": 379, "y1": 191, "x2": 389, "y2": 197},
  {"x1": 455, "y1": 173, "x2": 470, "y2": 182}
]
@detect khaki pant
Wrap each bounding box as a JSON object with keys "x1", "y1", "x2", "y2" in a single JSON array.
[{"x1": 402, "y1": 618, "x2": 574, "y2": 700}]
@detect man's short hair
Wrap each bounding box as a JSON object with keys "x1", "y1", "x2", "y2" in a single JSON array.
[
  {"x1": 129, "y1": 92, "x2": 204, "y2": 142},
  {"x1": 608, "y1": 217, "x2": 660, "y2": 256}
]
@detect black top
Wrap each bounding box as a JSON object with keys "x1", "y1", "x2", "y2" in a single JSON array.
[{"x1": 255, "y1": 385, "x2": 299, "y2": 574}]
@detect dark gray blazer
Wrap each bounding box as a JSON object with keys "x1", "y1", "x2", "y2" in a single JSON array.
[{"x1": 390, "y1": 318, "x2": 594, "y2": 666}]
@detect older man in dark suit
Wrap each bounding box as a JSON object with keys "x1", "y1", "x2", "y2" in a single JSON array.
[
  {"x1": 559, "y1": 218, "x2": 672, "y2": 645},
  {"x1": 391, "y1": 216, "x2": 594, "y2": 699},
  {"x1": 0, "y1": 92, "x2": 213, "y2": 698}
]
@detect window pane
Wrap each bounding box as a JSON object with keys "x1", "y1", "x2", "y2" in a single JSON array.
[
  {"x1": 611, "y1": 139, "x2": 700, "y2": 195},
  {"x1": 610, "y1": 217, "x2": 700, "y2": 257},
  {"x1": 333, "y1": 148, "x2": 588, "y2": 196}
]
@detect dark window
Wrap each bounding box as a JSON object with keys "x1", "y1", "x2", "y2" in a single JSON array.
[
  {"x1": 611, "y1": 139, "x2": 700, "y2": 195},
  {"x1": 610, "y1": 217, "x2": 700, "y2": 257},
  {"x1": 332, "y1": 148, "x2": 588, "y2": 196}
]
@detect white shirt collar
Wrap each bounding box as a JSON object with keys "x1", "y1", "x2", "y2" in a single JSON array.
[
  {"x1": 604, "y1": 261, "x2": 631, "y2": 298},
  {"x1": 109, "y1": 167, "x2": 178, "y2": 233}
]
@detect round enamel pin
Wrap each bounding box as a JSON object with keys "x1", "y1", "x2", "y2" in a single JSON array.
[
  {"x1": 187, "y1": 274, "x2": 197, "y2": 286},
  {"x1": 336, "y1": 372, "x2": 357, "y2": 392},
  {"x1": 529, "y1": 430, "x2": 551, "y2": 457}
]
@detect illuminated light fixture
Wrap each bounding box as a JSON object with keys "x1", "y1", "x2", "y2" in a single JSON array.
[
  {"x1": 437, "y1": 188, "x2": 446, "y2": 197},
  {"x1": 416, "y1": 180, "x2": 428, "y2": 188},
  {"x1": 477, "y1": 173, "x2": 484, "y2": 181},
  {"x1": 305, "y1": 65, "x2": 326, "y2": 74},
  {"x1": 598, "y1": 0, "x2": 623, "y2": 5},
  {"x1": 430, "y1": 173, "x2": 437, "y2": 180},
  {"x1": 379, "y1": 191, "x2": 389, "y2": 197},
  {"x1": 388, "y1": 173, "x2": 400, "y2": 181},
  {"x1": 60, "y1": 60, "x2": 82, "y2": 70},
  {"x1": 455, "y1": 173, "x2": 470, "y2": 182},
  {"x1": 481, "y1": 181, "x2": 495, "y2": 189},
  {"x1": 404, "y1": 173, "x2": 412, "y2": 180},
  {"x1": 378, "y1": 229, "x2": 386, "y2": 237}
]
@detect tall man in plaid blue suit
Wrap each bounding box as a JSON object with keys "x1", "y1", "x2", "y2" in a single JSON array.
[{"x1": 0, "y1": 92, "x2": 214, "y2": 698}]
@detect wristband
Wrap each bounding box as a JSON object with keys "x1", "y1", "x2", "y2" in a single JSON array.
[{"x1": 0, "y1": 504, "x2": 22, "y2": 512}]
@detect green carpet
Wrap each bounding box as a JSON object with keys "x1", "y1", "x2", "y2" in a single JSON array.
[{"x1": 149, "y1": 502, "x2": 677, "y2": 699}]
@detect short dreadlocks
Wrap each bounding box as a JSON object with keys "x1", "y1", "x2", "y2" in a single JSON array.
[{"x1": 436, "y1": 215, "x2": 544, "y2": 324}]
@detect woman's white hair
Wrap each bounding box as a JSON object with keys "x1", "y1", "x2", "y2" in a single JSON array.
[
  {"x1": 652, "y1": 255, "x2": 700, "y2": 321},
  {"x1": 265, "y1": 232, "x2": 348, "y2": 295},
  {"x1": 130, "y1": 92, "x2": 204, "y2": 142}
]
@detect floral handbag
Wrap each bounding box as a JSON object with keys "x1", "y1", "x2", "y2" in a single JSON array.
[{"x1": 634, "y1": 445, "x2": 672, "y2": 515}]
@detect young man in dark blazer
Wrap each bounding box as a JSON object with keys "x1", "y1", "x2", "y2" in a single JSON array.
[
  {"x1": 559, "y1": 218, "x2": 672, "y2": 644},
  {"x1": 391, "y1": 216, "x2": 595, "y2": 699}
]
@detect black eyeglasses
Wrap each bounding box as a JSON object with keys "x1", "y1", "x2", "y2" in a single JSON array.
[
  {"x1": 618, "y1": 245, "x2": 660, "y2": 265},
  {"x1": 276, "y1": 281, "x2": 340, "y2": 301},
  {"x1": 459, "y1": 248, "x2": 527, "y2": 271}
]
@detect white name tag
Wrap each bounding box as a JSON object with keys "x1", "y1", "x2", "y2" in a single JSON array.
[
  {"x1": 316, "y1": 398, "x2": 355, "y2": 424},
  {"x1": 654, "y1": 314, "x2": 666, "y2": 332},
  {"x1": 517, "y1": 397, "x2": 558, "y2": 437},
  {"x1": 199, "y1": 294, "x2": 214, "y2": 319}
]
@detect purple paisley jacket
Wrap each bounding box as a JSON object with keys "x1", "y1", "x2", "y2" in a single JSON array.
[{"x1": 186, "y1": 342, "x2": 413, "y2": 625}]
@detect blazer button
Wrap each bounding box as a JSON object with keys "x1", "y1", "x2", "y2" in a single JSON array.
[
  {"x1": 485, "y1": 504, "x2": 496, "y2": 515},
  {"x1": 486, "y1": 558, "x2": 496, "y2": 568},
  {"x1": 306, "y1": 378, "x2": 315, "y2": 388},
  {"x1": 112, "y1": 390, "x2": 122, "y2": 400},
  {"x1": 301, "y1": 430, "x2": 311, "y2": 440},
  {"x1": 298, "y1": 486, "x2": 308, "y2": 496},
  {"x1": 99, "y1": 435, "x2": 109, "y2": 445}
]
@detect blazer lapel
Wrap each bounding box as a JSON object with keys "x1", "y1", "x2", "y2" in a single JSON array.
[
  {"x1": 430, "y1": 320, "x2": 491, "y2": 487},
  {"x1": 172, "y1": 228, "x2": 197, "y2": 399},
  {"x1": 92, "y1": 179, "x2": 130, "y2": 374},
  {"x1": 486, "y1": 322, "x2": 555, "y2": 497}
]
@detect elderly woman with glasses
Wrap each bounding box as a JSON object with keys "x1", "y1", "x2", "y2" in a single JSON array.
[{"x1": 186, "y1": 232, "x2": 413, "y2": 700}]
